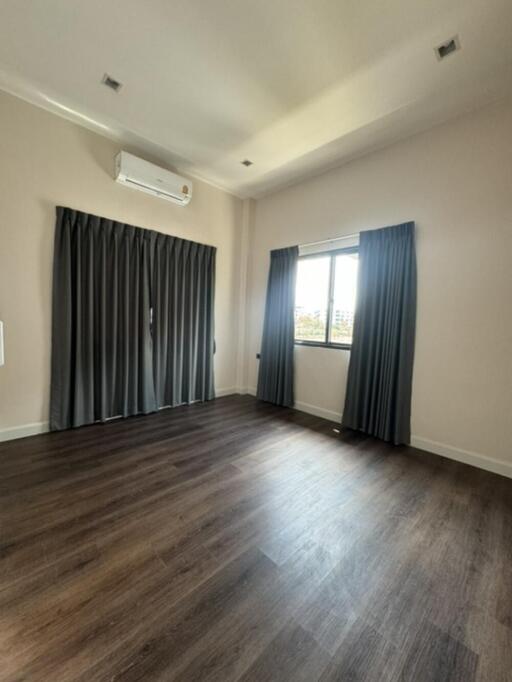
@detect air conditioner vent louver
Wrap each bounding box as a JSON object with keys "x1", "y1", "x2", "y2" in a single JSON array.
[{"x1": 123, "y1": 178, "x2": 183, "y2": 202}]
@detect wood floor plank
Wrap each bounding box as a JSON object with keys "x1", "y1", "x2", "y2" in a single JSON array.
[
  {"x1": 318, "y1": 619, "x2": 403, "y2": 682},
  {"x1": 238, "y1": 622, "x2": 331, "y2": 681},
  {"x1": 81, "y1": 547, "x2": 278, "y2": 682},
  {"x1": 0, "y1": 394, "x2": 510, "y2": 681},
  {"x1": 399, "y1": 622, "x2": 479, "y2": 682}
]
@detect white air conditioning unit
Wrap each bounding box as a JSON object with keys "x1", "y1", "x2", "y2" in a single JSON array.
[{"x1": 115, "y1": 151, "x2": 192, "y2": 206}]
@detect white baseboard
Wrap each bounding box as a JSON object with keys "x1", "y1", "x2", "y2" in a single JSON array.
[
  {"x1": 215, "y1": 386, "x2": 239, "y2": 397},
  {"x1": 411, "y1": 435, "x2": 512, "y2": 480},
  {"x1": 245, "y1": 387, "x2": 341, "y2": 422},
  {"x1": 0, "y1": 390, "x2": 239, "y2": 444},
  {"x1": 246, "y1": 387, "x2": 342, "y2": 422},
  {"x1": 294, "y1": 400, "x2": 342, "y2": 423},
  {"x1": 248, "y1": 388, "x2": 512, "y2": 480},
  {"x1": 293, "y1": 399, "x2": 512, "y2": 479},
  {"x1": 2, "y1": 396, "x2": 510, "y2": 480},
  {"x1": 0, "y1": 421, "x2": 49, "y2": 443}
]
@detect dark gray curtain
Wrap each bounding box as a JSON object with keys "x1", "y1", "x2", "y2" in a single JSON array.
[
  {"x1": 342, "y1": 222, "x2": 416, "y2": 445},
  {"x1": 257, "y1": 246, "x2": 298, "y2": 407},
  {"x1": 152, "y1": 232, "x2": 215, "y2": 408},
  {"x1": 50, "y1": 207, "x2": 215, "y2": 431}
]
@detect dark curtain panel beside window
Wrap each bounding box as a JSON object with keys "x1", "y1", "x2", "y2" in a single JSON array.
[
  {"x1": 152, "y1": 232, "x2": 215, "y2": 408},
  {"x1": 257, "y1": 246, "x2": 298, "y2": 407},
  {"x1": 50, "y1": 207, "x2": 215, "y2": 431},
  {"x1": 342, "y1": 222, "x2": 416, "y2": 445}
]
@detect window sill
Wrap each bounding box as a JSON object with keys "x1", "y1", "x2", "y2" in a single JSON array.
[{"x1": 294, "y1": 340, "x2": 352, "y2": 351}]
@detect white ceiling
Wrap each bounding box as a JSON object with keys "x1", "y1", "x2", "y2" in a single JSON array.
[{"x1": 0, "y1": 0, "x2": 511, "y2": 197}]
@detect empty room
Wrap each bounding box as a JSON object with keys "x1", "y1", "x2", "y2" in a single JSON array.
[{"x1": 0, "y1": 1, "x2": 511, "y2": 680}]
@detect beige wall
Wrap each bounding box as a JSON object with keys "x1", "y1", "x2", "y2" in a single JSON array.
[
  {"x1": 1, "y1": 88, "x2": 511, "y2": 477},
  {"x1": 0, "y1": 90, "x2": 242, "y2": 434},
  {"x1": 246, "y1": 97, "x2": 512, "y2": 471}
]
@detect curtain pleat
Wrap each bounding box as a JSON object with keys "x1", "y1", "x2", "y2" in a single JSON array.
[
  {"x1": 342, "y1": 222, "x2": 417, "y2": 445},
  {"x1": 50, "y1": 207, "x2": 215, "y2": 431},
  {"x1": 256, "y1": 246, "x2": 298, "y2": 407}
]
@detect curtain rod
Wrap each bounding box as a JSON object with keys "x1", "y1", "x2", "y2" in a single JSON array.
[{"x1": 300, "y1": 231, "x2": 359, "y2": 248}]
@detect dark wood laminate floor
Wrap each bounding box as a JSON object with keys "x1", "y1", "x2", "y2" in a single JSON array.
[{"x1": 1, "y1": 395, "x2": 511, "y2": 681}]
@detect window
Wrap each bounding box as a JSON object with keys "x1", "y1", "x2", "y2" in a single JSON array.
[{"x1": 294, "y1": 247, "x2": 358, "y2": 348}]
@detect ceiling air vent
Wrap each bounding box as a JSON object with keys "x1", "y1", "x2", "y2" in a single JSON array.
[
  {"x1": 435, "y1": 36, "x2": 460, "y2": 61},
  {"x1": 102, "y1": 73, "x2": 123, "y2": 92}
]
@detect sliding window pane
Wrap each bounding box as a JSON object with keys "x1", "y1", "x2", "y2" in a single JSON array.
[
  {"x1": 294, "y1": 256, "x2": 330, "y2": 342},
  {"x1": 330, "y1": 253, "x2": 358, "y2": 345}
]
